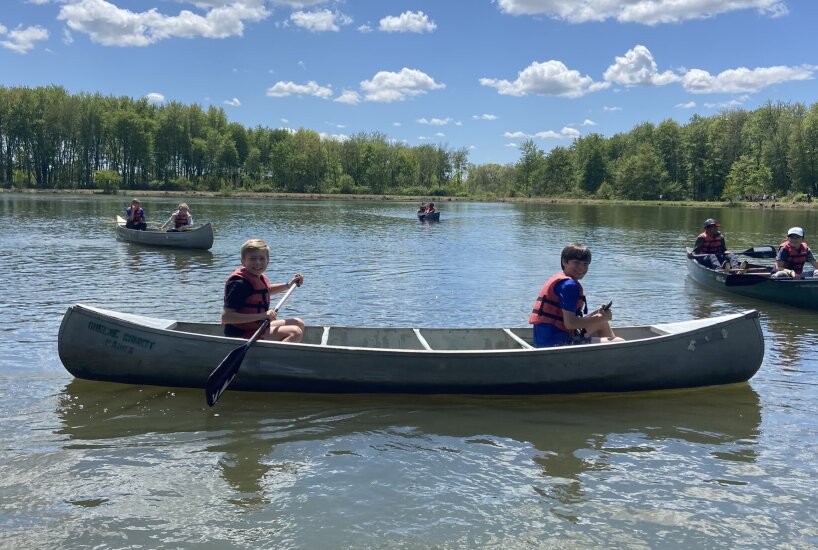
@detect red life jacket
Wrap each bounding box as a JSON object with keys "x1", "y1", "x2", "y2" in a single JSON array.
[
  {"x1": 223, "y1": 268, "x2": 270, "y2": 338},
  {"x1": 697, "y1": 231, "x2": 723, "y2": 254},
  {"x1": 128, "y1": 207, "x2": 143, "y2": 223},
  {"x1": 528, "y1": 273, "x2": 586, "y2": 334},
  {"x1": 778, "y1": 241, "x2": 809, "y2": 274},
  {"x1": 173, "y1": 210, "x2": 190, "y2": 228}
]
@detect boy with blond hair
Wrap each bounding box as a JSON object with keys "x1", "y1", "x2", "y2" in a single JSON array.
[{"x1": 222, "y1": 239, "x2": 305, "y2": 342}]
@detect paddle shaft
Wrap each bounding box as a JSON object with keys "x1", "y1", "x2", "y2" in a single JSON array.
[{"x1": 205, "y1": 282, "x2": 298, "y2": 406}]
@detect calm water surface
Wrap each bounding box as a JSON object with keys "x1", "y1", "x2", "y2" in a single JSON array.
[{"x1": 1, "y1": 194, "x2": 818, "y2": 548}]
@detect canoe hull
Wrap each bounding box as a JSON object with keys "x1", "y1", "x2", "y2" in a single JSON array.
[
  {"x1": 58, "y1": 304, "x2": 764, "y2": 395},
  {"x1": 418, "y1": 211, "x2": 440, "y2": 221},
  {"x1": 115, "y1": 216, "x2": 214, "y2": 250},
  {"x1": 686, "y1": 250, "x2": 818, "y2": 309}
]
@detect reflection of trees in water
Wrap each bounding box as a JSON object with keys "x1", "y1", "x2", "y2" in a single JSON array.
[{"x1": 56, "y1": 380, "x2": 761, "y2": 505}]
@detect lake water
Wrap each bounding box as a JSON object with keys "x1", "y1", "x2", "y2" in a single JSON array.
[{"x1": 2, "y1": 193, "x2": 818, "y2": 548}]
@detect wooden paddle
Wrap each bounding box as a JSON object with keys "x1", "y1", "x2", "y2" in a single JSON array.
[{"x1": 205, "y1": 283, "x2": 298, "y2": 407}]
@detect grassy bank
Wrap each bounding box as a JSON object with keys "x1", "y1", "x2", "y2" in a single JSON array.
[{"x1": 3, "y1": 187, "x2": 816, "y2": 210}]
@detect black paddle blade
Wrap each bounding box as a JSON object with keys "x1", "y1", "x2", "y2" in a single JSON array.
[
  {"x1": 740, "y1": 246, "x2": 777, "y2": 259},
  {"x1": 206, "y1": 345, "x2": 249, "y2": 406}
]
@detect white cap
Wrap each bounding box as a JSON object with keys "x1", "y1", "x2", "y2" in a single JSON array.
[{"x1": 787, "y1": 227, "x2": 804, "y2": 237}]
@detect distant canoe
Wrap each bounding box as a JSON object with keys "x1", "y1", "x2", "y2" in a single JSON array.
[
  {"x1": 686, "y1": 248, "x2": 818, "y2": 309},
  {"x1": 115, "y1": 216, "x2": 214, "y2": 250},
  {"x1": 418, "y1": 211, "x2": 440, "y2": 221},
  {"x1": 58, "y1": 303, "x2": 763, "y2": 395}
]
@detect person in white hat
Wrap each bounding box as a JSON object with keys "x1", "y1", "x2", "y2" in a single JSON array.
[{"x1": 774, "y1": 227, "x2": 818, "y2": 278}]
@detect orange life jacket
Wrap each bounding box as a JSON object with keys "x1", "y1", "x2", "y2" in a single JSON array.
[
  {"x1": 528, "y1": 273, "x2": 586, "y2": 334},
  {"x1": 173, "y1": 210, "x2": 190, "y2": 228},
  {"x1": 697, "y1": 231, "x2": 723, "y2": 254},
  {"x1": 778, "y1": 241, "x2": 810, "y2": 274},
  {"x1": 223, "y1": 268, "x2": 270, "y2": 338}
]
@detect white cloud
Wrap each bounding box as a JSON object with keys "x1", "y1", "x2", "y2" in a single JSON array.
[
  {"x1": 266, "y1": 80, "x2": 333, "y2": 98},
  {"x1": 704, "y1": 96, "x2": 750, "y2": 108},
  {"x1": 319, "y1": 132, "x2": 349, "y2": 142},
  {"x1": 435, "y1": 132, "x2": 445, "y2": 137},
  {"x1": 604, "y1": 45, "x2": 680, "y2": 86},
  {"x1": 357, "y1": 24, "x2": 372, "y2": 32},
  {"x1": 57, "y1": 0, "x2": 269, "y2": 47},
  {"x1": 0, "y1": 24, "x2": 49, "y2": 53},
  {"x1": 581, "y1": 119, "x2": 596, "y2": 126},
  {"x1": 675, "y1": 101, "x2": 697, "y2": 109},
  {"x1": 504, "y1": 127, "x2": 580, "y2": 140},
  {"x1": 604, "y1": 105, "x2": 622, "y2": 111},
  {"x1": 334, "y1": 90, "x2": 360, "y2": 104},
  {"x1": 495, "y1": 0, "x2": 788, "y2": 25},
  {"x1": 379, "y1": 11, "x2": 437, "y2": 33},
  {"x1": 145, "y1": 92, "x2": 165, "y2": 103},
  {"x1": 223, "y1": 97, "x2": 241, "y2": 106},
  {"x1": 417, "y1": 117, "x2": 452, "y2": 126},
  {"x1": 290, "y1": 9, "x2": 351, "y2": 32},
  {"x1": 681, "y1": 65, "x2": 816, "y2": 94},
  {"x1": 473, "y1": 114, "x2": 498, "y2": 120},
  {"x1": 480, "y1": 60, "x2": 608, "y2": 98},
  {"x1": 360, "y1": 67, "x2": 445, "y2": 102}
]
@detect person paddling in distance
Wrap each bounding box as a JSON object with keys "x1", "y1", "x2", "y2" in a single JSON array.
[
  {"x1": 125, "y1": 199, "x2": 147, "y2": 230},
  {"x1": 529, "y1": 243, "x2": 624, "y2": 348},
  {"x1": 687, "y1": 218, "x2": 746, "y2": 273},
  {"x1": 417, "y1": 202, "x2": 428, "y2": 214},
  {"x1": 164, "y1": 202, "x2": 193, "y2": 231},
  {"x1": 774, "y1": 227, "x2": 818, "y2": 279},
  {"x1": 222, "y1": 239, "x2": 305, "y2": 342}
]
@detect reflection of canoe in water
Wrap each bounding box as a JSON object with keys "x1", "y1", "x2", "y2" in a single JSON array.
[
  {"x1": 417, "y1": 211, "x2": 440, "y2": 221},
  {"x1": 686, "y1": 249, "x2": 818, "y2": 309},
  {"x1": 58, "y1": 304, "x2": 764, "y2": 395},
  {"x1": 115, "y1": 216, "x2": 214, "y2": 250}
]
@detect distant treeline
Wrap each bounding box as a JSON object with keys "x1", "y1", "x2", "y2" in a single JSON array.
[{"x1": 1, "y1": 85, "x2": 817, "y2": 200}]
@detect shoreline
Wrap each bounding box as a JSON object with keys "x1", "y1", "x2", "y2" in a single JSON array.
[{"x1": 2, "y1": 187, "x2": 815, "y2": 210}]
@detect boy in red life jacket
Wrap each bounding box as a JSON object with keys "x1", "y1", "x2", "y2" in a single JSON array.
[
  {"x1": 775, "y1": 227, "x2": 818, "y2": 279},
  {"x1": 529, "y1": 243, "x2": 623, "y2": 348},
  {"x1": 222, "y1": 239, "x2": 305, "y2": 342},
  {"x1": 687, "y1": 218, "x2": 741, "y2": 271},
  {"x1": 125, "y1": 199, "x2": 147, "y2": 230},
  {"x1": 167, "y1": 203, "x2": 192, "y2": 231}
]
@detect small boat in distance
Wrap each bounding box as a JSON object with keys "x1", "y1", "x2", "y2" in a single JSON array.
[
  {"x1": 115, "y1": 215, "x2": 214, "y2": 250},
  {"x1": 59, "y1": 304, "x2": 763, "y2": 396},
  {"x1": 417, "y1": 211, "x2": 440, "y2": 221},
  {"x1": 686, "y1": 248, "x2": 818, "y2": 309}
]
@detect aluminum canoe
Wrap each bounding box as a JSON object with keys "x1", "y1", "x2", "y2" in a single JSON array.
[
  {"x1": 115, "y1": 216, "x2": 214, "y2": 250},
  {"x1": 58, "y1": 303, "x2": 764, "y2": 395},
  {"x1": 686, "y1": 248, "x2": 818, "y2": 309}
]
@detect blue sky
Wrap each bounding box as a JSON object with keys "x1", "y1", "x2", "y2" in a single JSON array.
[{"x1": 2, "y1": 0, "x2": 817, "y2": 165}]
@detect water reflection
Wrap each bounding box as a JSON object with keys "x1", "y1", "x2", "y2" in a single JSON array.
[{"x1": 56, "y1": 380, "x2": 760, "y2": 502}]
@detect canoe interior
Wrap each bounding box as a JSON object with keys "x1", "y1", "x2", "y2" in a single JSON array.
[{"x1": 170, "y1": 321, "x2": 667, "y2": 350}]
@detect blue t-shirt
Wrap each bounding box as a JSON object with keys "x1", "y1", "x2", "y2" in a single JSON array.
[{"x1": 533, "y1": 278, "x2": 581, "y2": 348}]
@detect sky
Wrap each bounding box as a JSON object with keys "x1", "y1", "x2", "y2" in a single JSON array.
[{"x1": 1, "y1": 0, "x2": 817, "y2": 165}]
